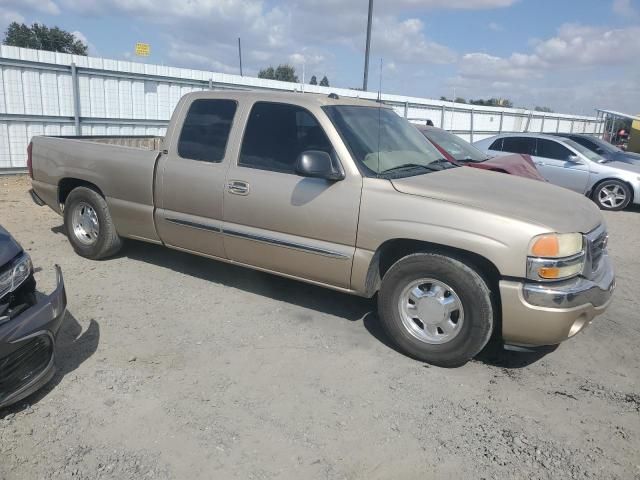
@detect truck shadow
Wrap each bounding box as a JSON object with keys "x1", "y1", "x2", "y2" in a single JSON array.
[
  {"x1": 123, "y1": 240, "x2": 548, "y2": 369},
  {"x1": 123, "y1": 240, "x2": 374, "y2": 322},
  {"x1": 1, "y1": 312, "x2": 99, "y2": 415}
]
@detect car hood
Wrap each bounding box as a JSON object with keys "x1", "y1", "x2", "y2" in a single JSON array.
[
  {"x1": 601, "y1": 159, "x2": 640, "y2": 173},
  {"x1": 612, "y1": 151, "x2": 640, "y2": 165},
  {"x1": 391, "y1": 167, "x2": 602, "y2": 233},
  {"x1": 0, "y1": 225, "x2": 23, "y2": 267}
]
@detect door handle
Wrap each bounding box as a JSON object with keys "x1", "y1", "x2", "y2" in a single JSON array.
[{"x1": 227, "y1": 180, "x2": 249, "y2": 195}]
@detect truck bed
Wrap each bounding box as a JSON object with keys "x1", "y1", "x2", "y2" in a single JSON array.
[{"x1": 30, "y1": 135, "x2": 163, "y2": 243}]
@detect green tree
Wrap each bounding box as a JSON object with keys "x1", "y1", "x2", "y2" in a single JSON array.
[
  {"x1": 454, "y1": 97, "x2": 467, "y2": 104},
  {"x1": 3, "y1": 22, "x2": 88, "y2": 55},
  {"x1": 469, "y1": 98, "x2": 513, "y2": 108},
  {"x1": 319, "y1": 75, "x2": 329, "y2": 87},
  {"x1": 257, "y1": 66, "x2": 276, "y2": 79},
  {"x1": 534, "y1": 106, "x2": 554, "y2": 112},
  {"x1": 258, "y1": 64, "x2": 298, "y2": 82},
  {"x1": 310, "y1": 75, "x2": 317, "y2": 85}
]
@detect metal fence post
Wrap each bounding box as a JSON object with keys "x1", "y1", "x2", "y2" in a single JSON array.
[
  {"x1": 70, "y1": 62, "x2": 81, "y2": 135},
  {"x1": 208, "y1": 78, "x2": 213, "y2": 90},
  {"x1": 540, "y1": 115, "x2": 545, "y2": 133},
  {"x1": 499, "y1": 111, "x2": 503, "y2": 133},
  {"x1": 470, "y1": 109, "x2": 474, "y2": 143},
  {"x1": 524, "y1": 112, "x2": 532, "y2": 132},
  {"x1": 570, "y1": 120, "x2": 574, "y2": 133},
  {"x1": 555, "y1": 116, "x2": 560, "y2": 133},
  {"x1": 440, "y1": 105, "x2": 445, "y2": 129},
  {"x1": 403, "y1": 101, "x2": 408, "y2": 119}
]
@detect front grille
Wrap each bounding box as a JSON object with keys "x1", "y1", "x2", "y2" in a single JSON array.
[
  {"x1": 589, "y1": 231, "x2": 608, "y2": 272},
  {"x1": 584, "y1": 225, "x2": 608, "y2": 278},
  {"x1": 0, "y1": 335, "x2": 53, "y2": 405}
]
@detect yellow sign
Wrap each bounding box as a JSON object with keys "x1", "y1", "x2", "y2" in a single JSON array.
[{"x1": 135, "y1": 43, "x2": 151, "y2": 57}]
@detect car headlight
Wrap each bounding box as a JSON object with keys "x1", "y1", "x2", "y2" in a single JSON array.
[
  {"x1": 0, "y1": 253, "x2": 33, "y2": 299},
  {"x1": 527, "y1": 233, "x2": 585, "y2": 281}
]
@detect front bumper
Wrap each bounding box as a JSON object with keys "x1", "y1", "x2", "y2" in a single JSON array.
[
  {"x1": 0, "y1": 266, "x2": 66, "y2": 409},
  {"x1": 500, "y1": 254, "x2": 615, "y2": 347}
]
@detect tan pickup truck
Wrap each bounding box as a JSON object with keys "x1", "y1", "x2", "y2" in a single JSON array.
[{"x1": 29, "y1": 91, "x2": 615, "y2": 366}]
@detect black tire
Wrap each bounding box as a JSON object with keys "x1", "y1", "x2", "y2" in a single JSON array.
[
  {"x1": 63, "y1": 186, "x2": 122, "y2": 259},
  {"x1": 591, "y1": 179, "x2": 632, "y2": 211},
  {"x1": 378, "y1": 253, "x2": 494, "y2": 367}
]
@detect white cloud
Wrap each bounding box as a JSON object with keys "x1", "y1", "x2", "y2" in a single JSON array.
[
  {"x1": 0, "y1": 8, "x2": 24, "y2": 32},
  {"x1": 459, "y1": 23, "x2": 640, "y2": 80},
  {"x1": 2, "y1": 0, "x2": 60, "y2": 16},
  {"x1": 612, "y1": 0, "x2": 638, "y2": 17},
  {"x1": 373, "y1": 16, "x2": 457, "y2": 65},
  {"x1": 532, "y1": 23, "x2": 640, "y2": 66},
  {"x1": 71, "y1": 30, "x2": 98, "y2": 55},
  {"x1": 451, "y1": 23, "x2": 640, "y2": 112},
  {"x1": 488, "y1": 22, "x2": 503, "y2": 32},
  {"x1": 388, "y1": 0, "x2": 516, "y2": 8}
]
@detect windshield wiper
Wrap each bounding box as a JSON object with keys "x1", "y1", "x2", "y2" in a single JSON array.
[
  {"x1": 381, "y1": 163, "x2": 440, "y2": 174},
  {"x1": 429, "y1": 158, "x2": 458, "y2": 169}
]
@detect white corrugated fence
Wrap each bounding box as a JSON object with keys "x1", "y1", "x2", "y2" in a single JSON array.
[{"x1": 0, "y1": 45, "x2": 605, "y2": 172}]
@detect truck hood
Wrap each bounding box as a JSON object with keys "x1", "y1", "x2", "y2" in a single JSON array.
[
  {"x1": 391, "y1": 167, "x2": 602, "y2": 233},
  {"x1": 0, "y1": 225, "x2": 23, "y2": 267}
]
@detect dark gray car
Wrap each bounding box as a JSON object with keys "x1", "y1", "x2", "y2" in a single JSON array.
[
  {"x1": 555, "y1": 133, "x2": 640, "y2": 166},
  {"x1": 0, "y1": 225, "x2": 66, "y2": 409}
]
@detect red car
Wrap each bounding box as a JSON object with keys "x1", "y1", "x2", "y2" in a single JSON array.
[{"x1": 417, "y1": 126, "x2": 545, "y2": 181}]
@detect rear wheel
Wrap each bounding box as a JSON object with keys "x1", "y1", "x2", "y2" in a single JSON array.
[
  {"x1": 63, "y1": 187, "x2": 122, "y2": 259},
  {"x1": 592, "y1": 179, "x2": 631, "y2": 211},
  {"x1": 378, "y1": 253, "x2": 494, "y2": 367}
]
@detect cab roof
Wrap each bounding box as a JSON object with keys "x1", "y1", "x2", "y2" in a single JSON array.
[{"x1": 182, "y1": 90, "x2": 387, "y2": 109}]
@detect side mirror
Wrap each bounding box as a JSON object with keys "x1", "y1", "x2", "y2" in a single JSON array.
[
  {"x1": 566, "y1": 155, "x2": 583, "y2": 164},
  {"x1": 295, "y1": 150, "x2": 344, "y2": 181}
]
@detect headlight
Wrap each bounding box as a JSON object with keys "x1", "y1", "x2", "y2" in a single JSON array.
[
  {"x1": 527, "y1": 233, "x2": 585, "y2": 281},
  {"x1": 529, "y1": 233, "x2": 583, "y2": 258},
  {"x1": 0, "y1": 253, "x2": 33, "y2": 299}
]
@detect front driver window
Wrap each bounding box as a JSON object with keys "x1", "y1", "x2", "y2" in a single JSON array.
[{"x1": 536, "y1": 139, "x2": 572, "y2": 161}]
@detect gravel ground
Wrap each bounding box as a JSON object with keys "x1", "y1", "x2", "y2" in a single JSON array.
[{"x1": 1, "y1": 174, "x2": 639, "y2": 480}]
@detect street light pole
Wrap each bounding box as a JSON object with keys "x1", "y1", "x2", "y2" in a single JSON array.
[
  {"x1": 238, "y1": 37, "x2": 243, "y2": 76},
  {"x1": 363, "y1": 0, "x2": 373, "y2": 91}
]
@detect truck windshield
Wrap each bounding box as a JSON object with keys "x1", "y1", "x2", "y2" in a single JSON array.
[{"x1": 323, "y1": 105, "x2": 450, "y2": 177}]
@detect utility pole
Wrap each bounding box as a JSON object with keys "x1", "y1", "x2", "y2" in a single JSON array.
[
  {"x1": 238, "y1": 37, "x2": 243, "y2": 76},
  {"x1": 363, "y1": 0, "x2": 373, "y2": 91}
]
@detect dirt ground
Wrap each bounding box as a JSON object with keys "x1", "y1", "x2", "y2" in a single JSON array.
[{"x1": 0, "y1": 174, "x2": 639, "y2": 480}]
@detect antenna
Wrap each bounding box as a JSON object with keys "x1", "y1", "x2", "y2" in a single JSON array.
[{"x1": 377, "y1": 57, "x2": 383, "y2": 102}]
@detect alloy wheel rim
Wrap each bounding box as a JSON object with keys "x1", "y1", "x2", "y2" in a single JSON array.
[
  {"x1": 598, "y1": 184, "x2": 626, "y2": 208},
  {"x1": 398, "y1": 278, "x2": 464, "y2": 345},
  {"x1": 71, "y1": 202, "x2": 100, "y2": 246}
]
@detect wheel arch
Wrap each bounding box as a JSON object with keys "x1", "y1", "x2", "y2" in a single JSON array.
[
  {"x1": 362, "y1": 238, "x2": 502, "y2": 298},
  {"x1": 58, "y1": 178, "x2": 105, "y2": 209},
  {"x1": 589, "y1": 177, "x2": 635, "y2": 204}
]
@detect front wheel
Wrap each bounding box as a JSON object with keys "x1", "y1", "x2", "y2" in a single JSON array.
[
  {"x1": 592, "y1": 179, "x2": 632, "y2": 211},
  {"x1": 63, "y1": 186, "x2": 122, "y2": 259},
  {"x1": 378, "y1": 253, "x2": 494, "y2": 367}
]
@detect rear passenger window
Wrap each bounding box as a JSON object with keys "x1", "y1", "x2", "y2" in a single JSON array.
[
  {"x1": 536, "y1": 139, "x2": 572, "y2": 161},
  {"x1": 489, "y1": 138, "x2": 503, "y2": 151},
  {"x1": 501, "y1": 137, "x2": 536, "y2": 155},
  {"x1": 178, "y1": 99, "x2": 237, "y2": 162},
  {"x1": 239, "y1": 102, "x2": 334, "y2": 173}
]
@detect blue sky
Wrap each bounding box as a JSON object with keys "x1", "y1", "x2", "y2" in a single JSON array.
[{"x1": 2, "y1": 0, "x2": 639, "y2": 114}]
